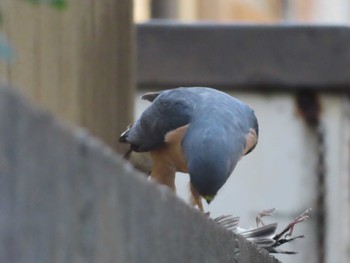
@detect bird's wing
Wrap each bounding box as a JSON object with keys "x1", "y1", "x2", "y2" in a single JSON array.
[
  {"x1": 141, "y1": 91, "x2": 161, "y2": 102},
  {"x1": 121, "y1": 89, "x2": 196, "y2": 152},
  {"x1": 240, "y1": 223, "x2": 278, "y2": 239}
]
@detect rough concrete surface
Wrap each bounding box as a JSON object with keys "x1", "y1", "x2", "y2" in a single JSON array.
[{"x1": 0, "y1": 86, "x2": 279, "y2": 263}]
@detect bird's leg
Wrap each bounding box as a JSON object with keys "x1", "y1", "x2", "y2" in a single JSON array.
[
  {"x1": 273, "y1": 208, "x2": 311, "y2": 241},
  {"x1": 256, "y1": 208, "x2": 276, "y2": 227},
  {"x1": 189, "y1": 183, "x2": 204, "y2": 212}
]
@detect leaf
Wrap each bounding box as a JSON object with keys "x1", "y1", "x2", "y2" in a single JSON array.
[
  {"x1": 25, "y1": 0, "x2": 68, "y2": 10},
  {"x1": 26, "y1": 0, "x2": 42, "y2": 4},
  {"x1": 50, "y1": 0, "x2": 68, "y2": 9}
]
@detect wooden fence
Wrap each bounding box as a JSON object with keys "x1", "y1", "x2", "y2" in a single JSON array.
[{"x1": 0, "y1": 0, "x2": 134, "y2": 153}]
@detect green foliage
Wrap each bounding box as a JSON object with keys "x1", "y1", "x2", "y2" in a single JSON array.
[
  {"x1": 0, "y1": 0, "x2": 70, "y2": 62},
  {"x1": 26, "y1": 0, "x2": 68, "y2": 10}
]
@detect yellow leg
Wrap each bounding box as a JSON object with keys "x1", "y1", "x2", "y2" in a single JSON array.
[{"x1": 190, "y1": 183, "x2": 204, "y2": 212}]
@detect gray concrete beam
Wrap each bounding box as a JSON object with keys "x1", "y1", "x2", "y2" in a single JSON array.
[{"x1": 137, "y1": 22, "x2": 350, "y2": 91}]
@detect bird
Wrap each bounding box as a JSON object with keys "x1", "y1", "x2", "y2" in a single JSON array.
[
  {"x1": 214, "y1": 208, "x2": 311, "y2": 254},
  {"x1": 119, "y1": 87, "x2": 258, "y2": 211}
]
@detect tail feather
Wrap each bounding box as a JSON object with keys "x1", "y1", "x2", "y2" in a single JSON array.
[
  {"x1": 119, "y1": 124, "x2": 132, "y2": 143},
  {"x1": 123, "y1": 147, "x2": 133, "y2": 160},
  {"x1": 240, "y1": 223, "x2": 277, "y2": 239}
]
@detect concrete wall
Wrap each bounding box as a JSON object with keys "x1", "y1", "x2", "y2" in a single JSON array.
[
  {"x1": 137, "y1": 23, "x2": 350, "y2": 91},
  {"x1": 0, "y1": 85, "x2": 279, "y2": 263}
]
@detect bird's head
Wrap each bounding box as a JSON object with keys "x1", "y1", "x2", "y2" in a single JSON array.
[
  {"x1": 190, "y1": 173, "x2": 224, "y2": 205},
  {"x1": 189, "y1": 158, "x2": 229, "y2": 205},
  {"x1": 203, "y1": 194, "x2": 216, "y2": 204},
  {"x1": 183, "y1": 129, "x2": 242, "y2": 207}
]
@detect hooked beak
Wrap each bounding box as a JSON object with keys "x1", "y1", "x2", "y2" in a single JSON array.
[{"x1": 203, "y1": 195, "x2": 215, "y2": 204}]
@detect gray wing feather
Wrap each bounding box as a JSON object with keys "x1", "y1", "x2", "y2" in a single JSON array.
[
  {"x1": 124, "y1": 89, "x2": 196, "y2": 151},
  {"x1": 141, "y1": 91, "x2": 161, "y2": 102},
  {"x1": 241, "y1": 223, "x2": 278, "y2": 239}
]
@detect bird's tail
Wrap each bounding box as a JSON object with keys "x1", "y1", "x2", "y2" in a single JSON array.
[
  {"x1": 123, "y1": 147, "x2": 133, "y2": 160},
  {"x1": 119, "y1": 124, "x2": 133, "y2": 143},
  {"x1": 119, "y1": 124, "x2": 134, "y2": 159}
]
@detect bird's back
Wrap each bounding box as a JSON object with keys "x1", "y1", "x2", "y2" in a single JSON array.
[
  {"x1": 121, "y1": 87, "x2": 257, "y2": 154},
  {"x1": 181, "y1": 88, "x2": 258, "y2": 195}
]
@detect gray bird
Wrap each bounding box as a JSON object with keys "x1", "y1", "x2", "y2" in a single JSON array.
[
  {"x1": 215, "y1": 208, "x2": 311, "y2": 254},
  {"x1": 119, "y1": 87, "x2": 258, "y2": 211}
]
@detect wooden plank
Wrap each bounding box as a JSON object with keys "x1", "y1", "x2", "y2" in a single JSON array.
[
  {"x1": 2, "y1": 0, "x2": 41, "y2": 98},
  {"x1": 76, "y1": 0, "x2": 135, "y2": 151}
]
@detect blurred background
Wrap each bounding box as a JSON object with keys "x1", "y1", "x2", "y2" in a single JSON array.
[
  {"x1": 135, "y1": 0, "x2": 350, "y2": 23},
  {"x1": 0, "y1": 0, "x2": 349, "y2": 263},
  {"x1": 132, "y1": 1, "x2": 350, "y2": 263}
]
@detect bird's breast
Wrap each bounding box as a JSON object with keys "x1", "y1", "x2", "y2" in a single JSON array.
[{"x1": 150, "y1": 124, "x2": 189, "y2": 173}]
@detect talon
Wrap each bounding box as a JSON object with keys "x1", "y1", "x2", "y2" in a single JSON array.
[
  {"x1": 285, "y1": 208, "x2": 311, "y2": 237},
  {"x1": 274, "y1": 208, "x2": 312, "y2": 241},
  {"x1": 256, "y1": 208, "x2": 276, "y2": 227}
]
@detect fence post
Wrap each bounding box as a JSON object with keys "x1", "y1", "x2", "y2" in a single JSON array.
[{"x1": 0, "y1": 0, "x2": 134, "y2": 153}]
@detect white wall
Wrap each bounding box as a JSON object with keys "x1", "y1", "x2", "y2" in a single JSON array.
[{"x1": 312, "y1": 0, "x2": 350, "y2": 23}]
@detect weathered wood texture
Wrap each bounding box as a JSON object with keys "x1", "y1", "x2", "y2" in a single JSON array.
[
  {"x1": 0, "y1": 0, "x2": 134, "y2": 152},
  {"x1": 0, "y1": 86, "x2": 279, "y2": 263}
]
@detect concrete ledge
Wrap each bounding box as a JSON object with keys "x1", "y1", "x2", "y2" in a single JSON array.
[
  {"x1": 0, "y1": 85, "x2": 279, "y2": 262},
  {"x1": 137, "y1": 22, "x2": 350, "y2": 91}
]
